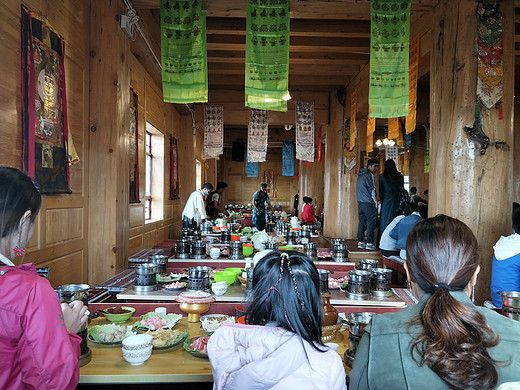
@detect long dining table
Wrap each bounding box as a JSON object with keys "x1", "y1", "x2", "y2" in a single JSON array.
[{"x1": 80, "y1": 316, "x2": 351, "y2": 385}]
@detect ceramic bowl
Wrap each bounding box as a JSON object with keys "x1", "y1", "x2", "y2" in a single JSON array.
[
  {"x1": 122, "y1": 346, "x2": 152, "y2": 365},
  {"x1": 211, "y1": 281, "x2": 228, "y2": 296},
  {"x1": 102, "y1": 306, "x2": 136, "y2": 323},
  {"x1": 209, "y1": 248, "x2": 220, "y2": 259},
  {"x1": 122, "y1": 334, "x2": 153, "y2": 351}
]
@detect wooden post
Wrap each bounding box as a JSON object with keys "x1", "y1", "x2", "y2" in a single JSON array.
[
  {"x1": 88, "y1": 0, "x2": 130, "y2": 285},
  {"x1": 430, "y1": 0, "x2": 514, "y2": 303}
]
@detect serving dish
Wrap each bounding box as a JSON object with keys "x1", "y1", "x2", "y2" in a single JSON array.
[
  {"x1": 163, "y1": 282, "x2": 187, "y2": 292},
  {"x1": 183, "y1": 336, "x2": 210, "y2": 358},
  {"x1": 146, "y1": 329, "x2": 189, "y2": 350},
  {"x1": 88, "y1": 324, "x2": 134, "y2": 344},
  {"x1": 133, "y1": 312, "x2": 183, "y2": 331}
]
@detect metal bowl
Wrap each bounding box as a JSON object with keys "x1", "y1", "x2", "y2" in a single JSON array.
[
  {"x1": 343, "y1": 312, "x2": 376, "y2": 336},
  {"x1": 54, "y1": 283, "x2": 91, "y2": 303},
  {"x1": 500, "y1": 291, "x2": 520, "y2": 308}
]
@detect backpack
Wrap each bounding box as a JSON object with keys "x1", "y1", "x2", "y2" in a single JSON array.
[{"x1": 396, "y1": 188, "x2": 409, "y2": 214}]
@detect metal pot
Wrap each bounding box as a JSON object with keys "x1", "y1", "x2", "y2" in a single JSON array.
[
  {"x1": 191, "y1": 240, "x2": 207, "y2": 259},
  {"x1": 265, "y1": 241, "x2": 279, "y2": 250},
  {"x1": 343, "y1": 312, "x2": 376, "y2": 358},
  {"x1": 500, "y1": 291, "x2": 520, "y2": 308},
  {"x1": 229, "y1": 241, "x2": 244, "y2": 260},
  {"x1": 149, "y1": 254, "x2": 168, "y2": 274},
  {"x1": 357, "y1": 259, "x2": 379, "y2": 271},
  {"x1": 187, "y1": 266, "x2": 214, "y2": 279},
  {"x1": 54, "y1": 284, "x2": 91, "y2": 304},
  {"x1": 318, "y1": 269, "x2": 332, "y2": 293},
  {"x1": 176, "y1": 238, "x2": 190, "y2": 259}
]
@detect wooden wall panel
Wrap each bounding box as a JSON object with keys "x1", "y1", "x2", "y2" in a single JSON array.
[
  {"x1": 46, "y1": 209, "x2": 83, "y2": 245},
  {"x1": 0, "y1": 1, "x2": 90, "y2": 287},
  {"x1": 39, "y1": 251, "x2": 84, "y2": 287}
]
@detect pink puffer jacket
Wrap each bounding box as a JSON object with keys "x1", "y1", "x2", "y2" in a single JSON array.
[
  {"x1": 208, "y1": 323, "x2": 348, "y2": 390},
  {"x1": 0, "y1": 263, "x2": 81, "y2": 390}
]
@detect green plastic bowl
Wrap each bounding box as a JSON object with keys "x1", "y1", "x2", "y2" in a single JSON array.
[
  {"x1": 224, "y1": 267, "x2": 243, "y2": 275},
  {"x1": 102, "y1": 306, "x2": 136, "y2": 323},
  {"x1": 213, "y1": 271, "x2": 237, "y2": 286}
]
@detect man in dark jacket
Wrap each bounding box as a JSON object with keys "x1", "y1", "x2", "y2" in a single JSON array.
[{"x1": 356, "y1": 158, "x2": 379, "y2": 250}]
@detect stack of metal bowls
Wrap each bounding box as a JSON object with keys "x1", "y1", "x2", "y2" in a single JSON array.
[
  {"x1": 181, "y1": 228, "x2": 190, "y2": 238},
  {"x1": 343, "y1": 312, "x2": 376, "y2": 366},
  {"x1": 304, "y1": 242, "x2": 318, "y2": 261},
  {"x1": 191, "y1": 240, "x2": 207, "y2": 259},
  {"x1": 370, "y1": 268, "x2": 393, "y2": 297},
  {"x1": 317, "y1": 269, "x2": 331, "y2": 294},
  {"x1": 265, "y1": 241, "x2": 279, "y2": 250},
  {"x1": 299, "y1": 228, "x2": 311, "y2": 244},
  {"x1": 331, "y1": 241, "x2": 348, "y2": 262},
  {"x1": 500, "y1": 291, "x2": 520, "y2": 321},
  {"x1": 133, "y1": 263, "x2": 157, "y2": 293},
  {"x1": 347, "y1": 270, "x2": 371, "y2": 299},
  {"x1": 221, "y1": 230, "x2": 231, "y2": 244},
  {"x1": 200, "y1": 221, "x2": 213, "y2": 235},
  {"x1": 286, "y1": 231, "x2": 299, "y2": 245},
  {"x1": 187, "y1": 266, "x2": 212, "y2": 291},
  {"x1": 176, "y1": 238, "x2": 190, "y2": 259},
  {"x1": 357, "y1": 259, "x2": 379, "y2": 271},
  {"x1": 149, "y1": 254, "x2": 168, "y2": 275},
  {"x1": 229, "y1": 241, "x2": 244, "y2": 260}
]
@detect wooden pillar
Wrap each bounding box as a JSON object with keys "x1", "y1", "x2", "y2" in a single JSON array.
[
  {"x1": 430, "y1": 0, "x2": 514, "y2": 303},
  {"x1": 88, "y1": 0, "x2": 130, "y2": 285}
]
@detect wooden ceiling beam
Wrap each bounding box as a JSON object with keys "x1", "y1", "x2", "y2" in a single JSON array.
[{"x1": 132, "y1": 0, "x2": 439, "y2": 20}]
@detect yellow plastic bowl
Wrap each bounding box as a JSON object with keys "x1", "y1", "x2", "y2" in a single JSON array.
[{"x1": 213, "y1": 271, "x2": 237, "y2": 286}]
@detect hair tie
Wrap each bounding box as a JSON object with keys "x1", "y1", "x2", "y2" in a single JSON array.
[{"x1": 433, "y1": 282, "x2": 455, "y2": 291}]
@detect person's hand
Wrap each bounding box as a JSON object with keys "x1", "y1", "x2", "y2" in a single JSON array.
[{"x1": 61, "y1": 300, "x2": 88, "y2": 334}]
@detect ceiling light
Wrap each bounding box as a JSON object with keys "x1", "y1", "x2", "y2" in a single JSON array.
[
  {"x1": 388, "y1": 139, "x2": 395, "y2": 146},
  {"x1": 375, "y1": 139, "x2": 383, "y2": 147}
]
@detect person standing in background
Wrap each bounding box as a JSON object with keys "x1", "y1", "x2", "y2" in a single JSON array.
[
  {"x1": 252, "y1": 183, "x2": 271, "y2": 231},
  {"x1": 293, "y1": 191, "x2": 299, "y2": 217},
  {"x1": 356, "y1": 158, "x2": 380, "y2": 250},
  {"x1": 182, "y1": 183, "x2": 213, "y2": 229},
  {"x1": 378, "y1": 159, "x2": 404, "y2": 244},
  {"x1": 205, "y1": 181, "x2": 228, "y2": 219}
]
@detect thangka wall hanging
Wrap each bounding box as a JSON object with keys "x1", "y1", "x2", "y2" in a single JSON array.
[
  {"x1": 369, "y1": 0, "x2": 411, "y2": 118},
  {"x1": 129, "y1": 88, "x2": 139, "y2": 203},
  {"x1": 367, "y1": 116, "x2": 376, "y2": 153},
  {"x1": 476, "y1": 0, "x2": 503, "y2": 109},
  {"x1": 160, "y1": 0, "x2": 208, "y2": 103},
  {"x1": 21, "y1": 6, "x2": 71, "y2": 194},
  {"x1": 406, "y1": 33, "x2": 420, "y2": 134},
  {"x1": 170, "y1": 136, "x2": 180, "y2": 199},
  {"x1": 282, "y1": 141, "x2": 295, "y2": 176},
  {"x1": 247, "y1": 109, "x2": 269, "y2": 162},
  {"x1": 264, "y1": 170, "x2": 275, "y2": 197},
  {"x1": 295, "y1": 102, "x2": 314, "y2": 162},
  {"x1": 245, "y1": 152, "x2": 259, "y2": 178},
  {"x1": 245, "y1": 0, "x2": 290, "y2": 112},
  {"x1": 203, "y1": 106, "x2": 223, "y2": 159}
]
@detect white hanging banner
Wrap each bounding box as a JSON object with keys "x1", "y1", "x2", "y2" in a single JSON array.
[
  {"x1": 203, "y1": 106, "x2": 224, "y2": 159},
  {"x1": 295, "y1": 102, "x2": 314, "y2": 162},
  {"x1": 247, "y1": 109, "x2": 268, "y2": 163}
]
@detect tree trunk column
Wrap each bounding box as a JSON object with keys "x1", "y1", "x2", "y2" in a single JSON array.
[
  {"x1": 88, "y1": 0, "x2": 131, "y2": 285},
  {"x1": 430, "y1": 0, "x2": 514, "y2": 303}
]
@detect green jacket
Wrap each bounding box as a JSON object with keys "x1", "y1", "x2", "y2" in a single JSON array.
[{"x1": 349, "y1": 291, "x2": 520, "y2": 390}]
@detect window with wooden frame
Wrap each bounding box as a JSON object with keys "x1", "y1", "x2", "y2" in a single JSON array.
[{"x1": 145, "y1": 123, "x2": 164, "y2": 222}]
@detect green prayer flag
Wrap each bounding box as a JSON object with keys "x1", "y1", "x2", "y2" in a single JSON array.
[
  {"x1": 245, "y1": 0, "x2": 290, "y2": 112},
  {"x1": 369, "y1": 0, "x2": 411, "y2": 118},
  {"x1": 160, "y1": 0, "x2": 207, "y2": 103}
]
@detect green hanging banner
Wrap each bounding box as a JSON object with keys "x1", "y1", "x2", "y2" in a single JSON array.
[
  {"x1": 160, "y1": 0, "x2": 207, "y2": 103},
  {"x1": 245, "y1": 0, "x2": 290, "y2": 112},
  {"x1": 369, "y1": 0, "x2": 411, "y2": 118}
]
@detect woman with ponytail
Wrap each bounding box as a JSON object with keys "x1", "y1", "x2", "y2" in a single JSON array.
[{"x1": 349, "y1": 215, "x2": 520, "y2": 390}]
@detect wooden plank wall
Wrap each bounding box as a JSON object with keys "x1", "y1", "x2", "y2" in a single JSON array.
[
  {"x1": 128, "y1": 56, "x2": 184, "y2": 255},
  {"x1": 0, "y1": 1, "x2": 90, "y2": 287},
  {"x1": 218, "y1": 128, "x2": 299, "y2": 211}
]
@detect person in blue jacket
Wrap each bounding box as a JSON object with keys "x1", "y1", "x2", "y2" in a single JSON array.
[
  {"x1": 490, "y1": 203, "x2": 520, "y2": 307},
  {"x1": 389, "y1": 203, "x2": 427, "y2": 259}
]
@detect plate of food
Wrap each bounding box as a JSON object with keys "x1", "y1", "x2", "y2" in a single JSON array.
[
  {"x1": 88, "y1": 324, "x2": 134, "y2": 345},
  {"x1": 200, "y1": 314, "x2": 235, "y2": 333},
  {"x1": 144, "y1": 328, "x2": 189, "y2": 350},
  {"x1": 183, "y1": 336, "x2": 210, "y2": 358},
  {"x1": 163, "y1": 281, "x2": 187, "y2": 291},
  {"x1": 133, "y1": 312, "x2": 183, "y2": 331}
]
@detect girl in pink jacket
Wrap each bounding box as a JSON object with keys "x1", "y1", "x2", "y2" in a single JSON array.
[
  {"x1": 208, "y1": 251, "x2": 347, "y2": 390},
  {"x1": 0, "y1": 167, "x2": 88, "y2": 389}
]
